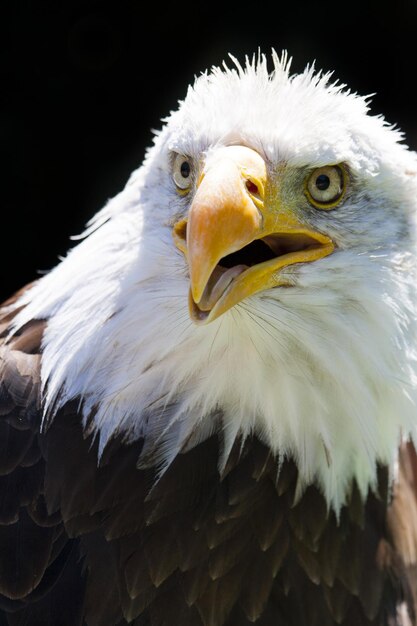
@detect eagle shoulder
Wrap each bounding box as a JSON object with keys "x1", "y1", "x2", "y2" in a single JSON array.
[{"x1": 0, "y1": 292, "x2": 85, "y2": 625}]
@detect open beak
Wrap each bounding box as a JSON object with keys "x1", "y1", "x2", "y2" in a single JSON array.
[{"x1": 173, "y1": 145, "x2": 335, "y2": 325}]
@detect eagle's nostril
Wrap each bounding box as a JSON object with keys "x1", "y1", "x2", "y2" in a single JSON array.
[{"x1": 246, "y1": 179, "x2": 259, "y2": 195}]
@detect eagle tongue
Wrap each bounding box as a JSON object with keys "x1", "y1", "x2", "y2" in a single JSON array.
[{"x1": 197, "y1": 265, "x2": 248, "y2": 311}]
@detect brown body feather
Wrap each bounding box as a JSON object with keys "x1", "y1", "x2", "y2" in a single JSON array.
[{"x1": 0, "y1": 293, "x2": 416, "y2": 625}]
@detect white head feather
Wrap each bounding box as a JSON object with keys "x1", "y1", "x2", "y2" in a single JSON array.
[{"x1": 12, "y1": 51, "x2": 417, "y2": 510}]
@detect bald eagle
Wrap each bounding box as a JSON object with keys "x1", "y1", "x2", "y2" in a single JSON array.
[{"x1": 1, "y1": 51, "x2": 417, "y2": 626}]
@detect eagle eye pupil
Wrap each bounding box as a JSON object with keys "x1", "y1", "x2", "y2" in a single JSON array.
[
  {"x1": 180, "y1": 161, "x2": 191, "y2": 178},
  {"x1": 173, "y1": 154, "x2": 192, "y2": 191},
  {"x1": 315, "y1": 174, "x2": 330, "y2": 191}
]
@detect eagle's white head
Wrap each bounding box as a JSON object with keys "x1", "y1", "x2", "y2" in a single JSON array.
[{"x1": 13, "y1": 52, "x2": 417, "y2": 510}]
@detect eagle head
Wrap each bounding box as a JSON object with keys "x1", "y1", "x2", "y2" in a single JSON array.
[{"x1": 13, "y1": 52, "x2": 417, "y2": 510}]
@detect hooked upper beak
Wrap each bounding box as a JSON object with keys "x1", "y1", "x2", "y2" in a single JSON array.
[{"x1": 173, "y1": 145, "x2": 335, "y2": 324}]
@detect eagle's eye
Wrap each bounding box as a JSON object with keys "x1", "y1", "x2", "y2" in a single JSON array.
[
  {"x1": 305, "y1": 165, "x2": 347, "y2": 209},
  {"x1": 172, "y1": 154, "x2": 193, "y2": 192}
]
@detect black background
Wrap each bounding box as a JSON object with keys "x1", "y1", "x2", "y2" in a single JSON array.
[{"x1": 1, "y1": 0, "x2": 416, "y2": 302}]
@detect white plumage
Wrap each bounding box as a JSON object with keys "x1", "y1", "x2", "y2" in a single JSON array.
[{"x1": 11, "y1": 51, "x2": 417, "y2": 511}]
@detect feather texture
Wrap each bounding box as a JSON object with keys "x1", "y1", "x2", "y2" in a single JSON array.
[{"x1": 1, "y1": 300, "x2": 417, "y2": 624}]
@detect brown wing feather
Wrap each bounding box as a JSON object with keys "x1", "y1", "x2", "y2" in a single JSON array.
[
  {"x1": 386, "y1": 441, "x2": 417, "y2": 624},
  {"x1": 0, "y1": 291, "x2": 85, "y2": 625},
  {"x1": 39, "y1": 407, "x2": 410, "y2": 626}
]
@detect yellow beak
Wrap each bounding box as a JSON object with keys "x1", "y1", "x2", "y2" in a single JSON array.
[{"x1": 173, "y1": 146, "x2": 335, "y2": 324}]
